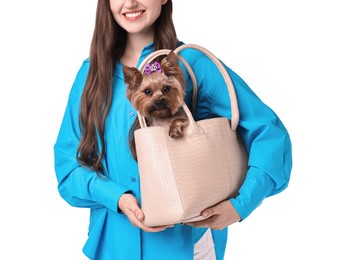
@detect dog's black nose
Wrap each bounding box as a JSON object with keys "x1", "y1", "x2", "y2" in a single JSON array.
[{"x1": 154, "y1": 100, "x2": 164, "y2": 108}]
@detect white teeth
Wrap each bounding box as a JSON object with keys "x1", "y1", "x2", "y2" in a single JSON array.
[{"x1": 125, "y1": 12, "x2": 143, "y2": 18}]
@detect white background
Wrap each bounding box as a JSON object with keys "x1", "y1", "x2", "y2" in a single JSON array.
[{"x1": 0, "y1": 0, "x2": 344, "y2": 259}]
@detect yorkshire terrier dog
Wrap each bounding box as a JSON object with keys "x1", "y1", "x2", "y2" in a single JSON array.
[{"x1": 123, "y1": 51, "x2": 188, "y2": 160}]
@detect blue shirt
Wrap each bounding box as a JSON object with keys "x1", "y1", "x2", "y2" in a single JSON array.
[{"x1": 54, "y1": 42, "x2": 292, "y2": 259}]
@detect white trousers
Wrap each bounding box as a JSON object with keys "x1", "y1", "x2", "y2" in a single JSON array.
[{"x1": 194, "y1": 229, "x2": 217, "y2": 260}]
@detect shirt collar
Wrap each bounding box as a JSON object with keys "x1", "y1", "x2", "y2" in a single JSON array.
[{"x1": 114, "y1": 42, "x2": 155, "y2": 80}]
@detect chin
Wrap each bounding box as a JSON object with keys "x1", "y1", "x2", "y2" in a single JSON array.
[{"x1": 151, "y1": 109, "x2": 172, "y2": 118}]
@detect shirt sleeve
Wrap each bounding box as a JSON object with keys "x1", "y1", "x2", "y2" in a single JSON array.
[
  {"x1": 192, "y1": 55, "x2": 292, "y2": 220},
  {"x1": 53, "y1": 60, "x2": 132, "y2": 213}
]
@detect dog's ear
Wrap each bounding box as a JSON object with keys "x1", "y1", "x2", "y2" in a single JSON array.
[
  {"x1": 123, "y1": 66, "x2": 143, "y2": 102},
  {"x1": 122, "y1": 66, "x2": 143, "y2": 88},
  {"x1": 161, "y1": 51, "x2": 180, "y2": 77},
  {"x1": 161, "y1": 51, "x2": 185, "y2": 89}
]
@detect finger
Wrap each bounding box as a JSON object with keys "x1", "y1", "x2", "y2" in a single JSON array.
[
  {"x1": 125, "y1": 207, "x2": 173, "y2": 232},
  {"x1": 201, "y1": 206, "x2": 217, "y2": 218},
  {"x1": 187, "y1": 216, "x2": 216, "y2": 228},
  {"x1": 136, "y1": 221, "x2": 174, "y2": 233},
  {"x1": 131, "y1": 207, "x2": 144, "y2": 222},
  {"x1": 188, "y1": 217, "x2": 227, "y2": 230},
  {"x1": 202, "y1": 200, "x2": 230, "y2": 218},
  {"x1": 123, "y1": 197, "x2": 145, "y2": 222},
  {"x1": 122, "y1": 207, "x2": 142, "y2": 228}
]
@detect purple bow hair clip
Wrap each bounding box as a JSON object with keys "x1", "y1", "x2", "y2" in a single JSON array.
[{"x1": 144, "y1": 62, "x2": 162, "y2": 75}]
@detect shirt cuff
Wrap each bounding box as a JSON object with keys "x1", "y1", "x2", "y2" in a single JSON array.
[
  {"x1": 230, "y1": 166, "x2": 274, "y2": 220},
  {"x1": 91, "y1": 176, "x2": 132, "y2": 214}
]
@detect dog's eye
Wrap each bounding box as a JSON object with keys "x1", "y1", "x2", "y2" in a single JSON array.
[
  {"x1": 144, "y1": 89, "x2": 152, "y2": 95},
  {"x1": 163, "y1": 86, "x2": 170, "y2": 93}
]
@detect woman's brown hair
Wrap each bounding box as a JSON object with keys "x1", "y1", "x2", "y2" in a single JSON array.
[{"x1": 77, "y1": 0, "x2": 178, "y2": 174}]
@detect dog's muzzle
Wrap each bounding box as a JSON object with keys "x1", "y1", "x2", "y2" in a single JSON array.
[{"x1": 152, "y1": 99, "x2": 168, "y2": 110}]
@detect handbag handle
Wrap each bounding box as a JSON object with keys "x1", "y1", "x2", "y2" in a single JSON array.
[{"x1": 137, "y1": 44, "x2": 240, "y2": 132}]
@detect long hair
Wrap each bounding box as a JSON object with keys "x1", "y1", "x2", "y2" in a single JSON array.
[{"x1": 77, "y1": 0, "x2": 177, "y2": 174}]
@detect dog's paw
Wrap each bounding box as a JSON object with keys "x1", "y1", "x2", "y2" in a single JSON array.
[{"x1": 169, "y1": 126, "x2": 183, "y2": 138}]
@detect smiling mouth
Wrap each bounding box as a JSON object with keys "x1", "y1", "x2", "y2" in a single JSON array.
[{"x1": 123, "y1": 10, "x2": 145, "y2": 19}]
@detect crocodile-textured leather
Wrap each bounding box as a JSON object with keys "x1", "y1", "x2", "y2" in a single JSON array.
[
  {"x1": 134, "y1": 44, "x2": 248, "y2": 227},
  {"x1": 135, "y1": 117, "x2": 247, "y2": 227}
]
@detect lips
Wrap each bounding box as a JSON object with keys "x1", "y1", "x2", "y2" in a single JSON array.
[{"x1": 123, "y1": 10, "x2": 145, "y2": 20}]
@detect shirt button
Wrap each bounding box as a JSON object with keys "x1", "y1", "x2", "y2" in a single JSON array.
[
  {"x1": 130, "y1": 177, "x2": 136, "y2": 182},
  {"x1": 129, "y1": 111, "x2": 135, "y2": 117}
]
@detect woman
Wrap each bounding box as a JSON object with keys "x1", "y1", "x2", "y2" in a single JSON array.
[{"x1": 54, "y1": 0, "x2": 292, "y2": 259}]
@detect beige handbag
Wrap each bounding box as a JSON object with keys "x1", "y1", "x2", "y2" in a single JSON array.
[{"x1": 134, "y1": 44, "x2": 248, "y2": 227}]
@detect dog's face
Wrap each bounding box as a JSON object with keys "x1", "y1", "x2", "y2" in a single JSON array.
[{"x1": 123, "y1": 51, "x2": 185, "y2": 118}]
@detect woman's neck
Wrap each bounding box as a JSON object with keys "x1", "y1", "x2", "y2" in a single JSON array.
[{"x1": 121, "y1": 33, "x2": 154, "y2": 67}]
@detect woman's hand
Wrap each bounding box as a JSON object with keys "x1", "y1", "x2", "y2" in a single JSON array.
[
  {"x1": 187, "y1": 200, "x2": 241, "y2": 230},
  {"x1": 118, "y1": 193, "x2": 173, "y2": 232}
]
